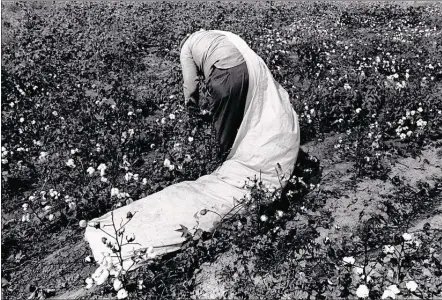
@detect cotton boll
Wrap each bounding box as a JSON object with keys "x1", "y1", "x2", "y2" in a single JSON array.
[
  {"x1": 406, "y1": 281, "x2": 417, "y2": 292},
  {"x1": 86, "y1": 167, "x2": 95, "y2": 175},
  {"x1": 111, "y1": 188, "x2": 120, "y2": 197},
  {"x1": 381, "y1": 289, "x2": 396, "y2": 299},
  {"x1": 260, "y1": 215, "x2": 268, "y2": 222},
  {"x1": 356, "y1": 284, "x2": 369, "y2": 298},
  {"x1": 343, "y1": 257, "x2": 355, "y2": 265},
  {"x1": 402, "y1": 233, "x2": 412, "y2": 241},
  {"x1": 117, "y1": 288, "x2": 128, "y2": 299},
  {"x1": 164, "y1": 158, "x2": 171, "y2": 167},
  {"x1": 113, "y1": 278, "x2": 123, "y2": 291},
  {"x1": 387, "y1": 285, "x2": 400, "y2": 295},
  {"x1": 85, "y1": 277, "x2": 94, "y2": 289},
  {"x1": 92, "y1": 266, "x2": 110, "y2": 285},
  {"x1": 383, "y1": 245, "x2": 395, "y2": 254}
]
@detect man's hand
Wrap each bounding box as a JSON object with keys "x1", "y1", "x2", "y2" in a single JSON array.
[{"x1": 185, "y1": 95, "x2": 198, "y2": 108}]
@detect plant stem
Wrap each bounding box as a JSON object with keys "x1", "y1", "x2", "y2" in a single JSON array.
[
  {"x1": 117, "y1": 211, "x2": 138, "y2": 232},
  {"x1": 98, "y1": 227, "x2": 117, "y2": 240},
  {"x1": 120, "y1": 242, "x2": 142, "y2": 247},
  {"x1": 111, "y1": 212, "x2": 124, "y2": 269}
]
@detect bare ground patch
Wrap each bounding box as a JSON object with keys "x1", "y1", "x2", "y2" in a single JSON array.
[{"x1": 192, "y1": 137, "x2": 442, "y2": 298}]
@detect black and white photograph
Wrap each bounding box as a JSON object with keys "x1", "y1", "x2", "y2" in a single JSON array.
[{"x1": 1, "y1": 0, "x2": 441, "y2": 299}]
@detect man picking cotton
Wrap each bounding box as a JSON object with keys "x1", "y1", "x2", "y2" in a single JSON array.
[
  {"x1": 179, "y1": 30, "x2": 249, "y2": 160},
  {"x1": 85, "y1": 30, "x2": 300, "y2": 272}
]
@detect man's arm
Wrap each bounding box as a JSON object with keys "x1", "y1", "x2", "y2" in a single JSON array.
[{"x1": 180, "y1": 39, "x2": 200, "y2": 106}]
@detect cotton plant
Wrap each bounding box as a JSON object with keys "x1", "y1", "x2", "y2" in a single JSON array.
[
  {"x1": 81, "y1": 209, "x2": 157, "y2": 299},
  {"x1": 110, "y1": 188, "x2": 132, "y2": 207},
  {"x1": 124, "y1": 172, "x2": 139, "y2": 182},
  {"x1": 19, "y1": 189, "x2": 63, "y2": 224},
  {"x1": 163, "y1": 158, "x2": 176, "y2": 171},
  {"x1": 346, "y1": 229, "x2": 428, "y2": 299}
]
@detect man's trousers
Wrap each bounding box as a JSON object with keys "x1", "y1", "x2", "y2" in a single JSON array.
[{"x1": 207, "y1": 62, "x2": 249, "y2": 160}]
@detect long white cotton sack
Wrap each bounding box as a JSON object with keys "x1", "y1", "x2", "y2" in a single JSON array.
[{"x1": 84, "y1": 30, "x2": 300, "y2": 270}]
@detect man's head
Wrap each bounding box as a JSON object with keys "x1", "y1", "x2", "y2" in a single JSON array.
[
  {"x1": 168, "y1": 33, "x2": 190, "y2": 58},
  {"x1": 179, "y1": 33, "x2": 191, "y2": 51}
]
